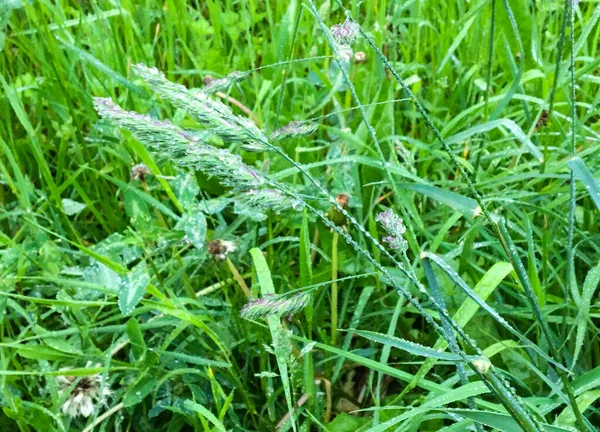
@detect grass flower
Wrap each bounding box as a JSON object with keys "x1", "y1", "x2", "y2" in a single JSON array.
[
  {"x1": 330, "y1": 19, "x2": 360, "y2": 46},
  {"x1": 375, "y1": 209, "x2": 407, "y2": 252},
  {"x1": 241, "y1": 292, "x2": 311, "y2": 320},
  {"x1": 132, "y1": 64, "x2": 268, "y2": 152}
]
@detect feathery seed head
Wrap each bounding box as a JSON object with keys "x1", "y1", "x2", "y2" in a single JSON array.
[
  {"x1": 203, "y1": 70, "x2": 251, "y2": 95},
  {"x1": 270, "y1": 120, "x2": 318, "y2": 141},
  {"x1": 132, "y1": 64, "x2": 268, "y2": 151},
  {"x1": 241, "y1": 292, "x2": 311, "y2": 320},
  {"x1": 237, "y1": 188, "x2": 303, "y2": 216}
]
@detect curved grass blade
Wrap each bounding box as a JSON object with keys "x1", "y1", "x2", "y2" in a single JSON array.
[
  {"x1": 568, "y1": 157, "x2": 600, "y2": 211},
  {"x1": 422, "y1": 251, "x2": 569, "y2": 374},
  {"x1": 354, "y1": 329, "x2": 465, "y2": 362}
]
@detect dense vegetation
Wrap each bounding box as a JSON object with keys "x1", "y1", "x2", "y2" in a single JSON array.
[{"x1": 1, "y1": 0, "x2": 600, "y2": 431}]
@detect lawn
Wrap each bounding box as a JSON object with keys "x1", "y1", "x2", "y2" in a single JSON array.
[{"x1": 1, "y1": 0, "x2": 599, "y2": 431}]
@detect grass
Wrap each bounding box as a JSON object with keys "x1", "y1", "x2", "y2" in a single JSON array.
[{"x1": 1, "y1": 0, "x2": 600, "y2": 431}]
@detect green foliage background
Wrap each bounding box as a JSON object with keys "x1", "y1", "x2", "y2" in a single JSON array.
[{"x1": 1, "y1": 0, "x2": 599, "y2": 431}]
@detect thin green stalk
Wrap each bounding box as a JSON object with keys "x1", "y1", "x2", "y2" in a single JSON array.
[
  {"x1": 473, "y1": 0, "x2": 497, "y2": 179},
  {"x1": 498, "y1": 220, "x2": 588, "y2": 431},
  {"x1": 331, "y1": 231, "x2": 338, "y2": 346},
  {"x1": 305, "y1": 0, "x2": 421, "y2": 256},
  {"x1": 422, "y1": 258, "x2": 482, "y2": 432},
  {"x1": 565, "y1": 2, "x2": 587, "y2": 429}
]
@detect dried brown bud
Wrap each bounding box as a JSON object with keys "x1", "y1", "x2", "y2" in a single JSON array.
[
  {"x1": 336, "y1": 193, "x2": 349, "y2": 208},
  {"x1": 203, "y1": 75, "x2": 214, "y2": 86},
  {"x1": 535, "y1": 110, "x2": 549, "y2": 130},
  {"x1": 131, "y1": 163, "x2": 151, "y2": 181},
  {"x1": 208, "y1": 239, "x2": 236, "y2": 260}
]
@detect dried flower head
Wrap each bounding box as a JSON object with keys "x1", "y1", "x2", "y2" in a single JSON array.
[
  {"x1": 57, "y1": 363, "x2": 111, "y2": 418},
  {"x1": 375, "y1": 209, "x2": 408, "y2": 252},
  {"x1": 270, "y1": 120, "x2": 318, "y2": 141},
  {"x1": 241, "y1": 291, "x2": 311, "y2": 320},
  {"x1": 330, "y1": 19, "x2": 360, "y2": 46},
  {"x1": 208, "y1": 239, "x2": 237, "y2": 260},
  {"x1": 336, "y1": 193, "x2": 349, "y2": 208},
  {"x1": 354, "y1": 51, "x2": 367, "y2": 64},
  {"x1": 327, "y1": 193, "x2": 350, "y2": 227},
  {"x1": 131, "y1": 163, "x2": 151, "y2": 181}
]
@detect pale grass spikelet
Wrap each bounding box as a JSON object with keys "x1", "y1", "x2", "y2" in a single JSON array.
[
  {"x1": 270, "y1": 120, "x2": 318, "y2": 141},
  {"x1": 207, "y1": 239, "x2": 237, "y2": 260},
  {"x1": 202, "y1": 70, "x2": 251, "y2": 94},
  {"x1": 94, "y1": 97, "x2": 193, "y2": 157},
  {"x1": 94, "y1": 97, "x2": 265, "y2": 192},
  {"x1": 240, "y1": 292, "x2": 311, "y2": 320},
  {"x1": 235, "y1": 188, "x2": 304, "y2": 218},
  {"x1": 375, "y1": 209, "x2": 408, "y2": 252},
  {"x1": 132, "y1": 64, "x2": 268, "y2": 152},
  {"x1": 57, "y1": 363, "x2": 111, "y2": 418},
  {"x1": 180, "y1": 143, "x2": 266, "y2": 191}
]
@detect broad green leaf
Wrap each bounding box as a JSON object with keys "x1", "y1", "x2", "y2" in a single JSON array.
[
  {"x1": 572, "y1": 257, "x2": 600, "y2": 368},
  {"x1": 175, "y1": 212, "x2": 207, "y2": 249},
  {"x1": 15, "y1": 344, "x2": 72, "y2": 361},
  {"x1": 126, "y1": 317, "x2": 147, "y2": 360},
  {"x1": 183, "y1": 400, "x2": 227, "y2": 432},
  {"x1": 397, "y1": 182, "x2": 479, "y2": 217},
  {"x1": 569, "y1": 157, "x2": 600, "y2": 211},
  {"x1": 122, "y1": 375, "x2": 155, "y2": 407},
  {"x1": 61, "y1": 198, "x2": 86, "y2": 216},
  {"x1": 445, "y1": 119, "x2": 542, "y2": 161},
  {"x1": 365, "y1": 382, "x2": 490, "y2": 432},
  {"x1": 556, "y1": 390, "x2": 600, "y2": 426},
  {"x1": 118, "y1": 263, "x2": 150, "y2": 316},
  {"x1": 439, "y1": 409, "x2": 575, "y2": 432}
]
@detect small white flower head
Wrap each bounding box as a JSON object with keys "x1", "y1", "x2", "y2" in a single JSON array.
[
  {"x1": 471, "y1": 356, "x2": 492, "y2": 375},
  {"x1": 208, "y1": 239, "x2": 237, "y2": 260},
  {"x1": 330, "y1": 19, "x2": 360, "y2": 46},
  {"x1": 354, "y1": 51, "x2": 367, "y2": 64},
  {"x1": 337, "y1": 45, "x2": 353, "y2": 63},
  {"x1": 57, "y1": 363, "x2": 111, "y2": 418},
  {"x1": 131, "y1": 163, "x2": 151, "y2": 181},
  {"x1": 375, "y1": 209, "x2": 408, "y2": 252}
]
